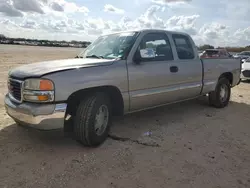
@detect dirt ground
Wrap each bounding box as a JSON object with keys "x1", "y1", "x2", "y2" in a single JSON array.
[{"x1": 0, "y1": 44, "x2": 250, "y2": 188}]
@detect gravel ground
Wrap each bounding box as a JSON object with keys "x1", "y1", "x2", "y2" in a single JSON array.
[{"x1": 0, "y1": 44, "x2": 250, "y2": 188}]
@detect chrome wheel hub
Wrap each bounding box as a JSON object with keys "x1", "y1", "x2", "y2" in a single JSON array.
[
  {"x1": 220, "y1": 84, "x2": 228, "y2": 102},
  {"x1": 94, "y1": 105, "x2": 109, "y2": 135}
]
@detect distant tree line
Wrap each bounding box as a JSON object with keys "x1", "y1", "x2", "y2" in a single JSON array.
[
  {"x1": 0, "y1": 34, "x2": 91, "y2": 48},
  {"x1": 198, "y1": 44, "x2": 250, "y2": 53}
]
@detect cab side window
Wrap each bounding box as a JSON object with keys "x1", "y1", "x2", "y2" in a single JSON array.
[
  {"x1": 172, "y1": 34, "x2": 195, "y2": 60},
  {"x1": 138, "y1": 33, "x2": 174, "y2": 61}
]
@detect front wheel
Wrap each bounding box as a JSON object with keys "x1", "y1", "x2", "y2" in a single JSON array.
[
  {"x1": 208, "y1": 77, "x2": 231, "y2": 108},
  {"x1": 73, "y1": 93, "x2": 112, "y2": 147}
]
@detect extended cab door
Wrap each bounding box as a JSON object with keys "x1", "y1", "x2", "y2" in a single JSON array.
[
  {"x1": 127, "y1": 31, "x2": 183, "y2": 111},
  {"x1": 168, "y1": 34, "x2": 203, "y2": 101}
]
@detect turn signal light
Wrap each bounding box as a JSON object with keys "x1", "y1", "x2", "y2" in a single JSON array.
[{"x1": 40, "y1": 80, "x2": 54, "y2": 91}]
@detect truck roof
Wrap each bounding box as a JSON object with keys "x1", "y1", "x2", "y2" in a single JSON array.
[{"x1": 101, "y1": 29, "x2": 190, "y2": 37}]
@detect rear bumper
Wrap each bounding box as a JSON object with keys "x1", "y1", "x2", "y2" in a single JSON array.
[{"x1": 5, "y1": 94, "x2": 67, "y2": 130}]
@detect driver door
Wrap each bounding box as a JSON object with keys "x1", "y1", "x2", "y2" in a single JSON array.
[{"x1": 127, "y1": 32, "x2": 180, "y2": 111}]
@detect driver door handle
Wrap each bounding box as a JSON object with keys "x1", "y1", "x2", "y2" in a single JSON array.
[{"x1": 170, "y1": 66, "x2": 178, "y2": 73}]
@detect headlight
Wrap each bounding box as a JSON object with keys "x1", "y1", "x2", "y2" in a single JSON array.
[
  {"x1": 23, "y1": 79, "x2": 54, "y2": 102},
  {"x1": 24, "y1": 79, "x2": 54, "y2": 90}
]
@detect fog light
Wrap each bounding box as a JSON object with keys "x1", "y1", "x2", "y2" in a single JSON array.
[
  {"x1": 23, "y1": 90, "x2": 54, "y2": 102},
  {"x1": 23, "y1": 95, "x2": 49, "y2": 101}
]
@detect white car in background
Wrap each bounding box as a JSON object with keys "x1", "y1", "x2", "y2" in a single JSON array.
[
  {"x1": 241, "y1": 57, "x2": 250, "y2": 80},
  {"x1": 234, "y1": 51, "x2": 250, "y2": 63}
]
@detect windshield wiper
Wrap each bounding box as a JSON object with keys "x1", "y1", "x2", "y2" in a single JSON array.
[
  {"x1": 75, "y1": 55, "x2": 83, "y2": 58},
  {"x1": 86, "y1": 54, "x2": 104, "y2": 59}
]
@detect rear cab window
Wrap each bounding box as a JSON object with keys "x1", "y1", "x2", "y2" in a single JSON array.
[{"x1": 172, "y1": 34, "x2": 195, "y2": 60}]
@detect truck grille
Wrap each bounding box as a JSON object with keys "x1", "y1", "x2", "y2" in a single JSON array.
[
  {"x1": 242, "y1": 70, "x2": 250, "y2": 78},
  {"x1": 8, "y1": 78, "x2": 22, "y2": 102}
]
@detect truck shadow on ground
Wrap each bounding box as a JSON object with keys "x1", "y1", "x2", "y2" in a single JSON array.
[{"x1": 0, "y1": 96, "x2": 250, "y2": 152}]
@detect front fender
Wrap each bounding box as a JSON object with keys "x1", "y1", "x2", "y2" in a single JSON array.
[{"x1": 43, "y1": 60, "x2": 129, "y2": 111}]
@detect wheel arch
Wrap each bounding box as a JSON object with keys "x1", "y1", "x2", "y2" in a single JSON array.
[
  {"x1": 219, "y1": 72, "x2": 233, "y2": 85},
  {"x1": 66, "y1": 86, "x2": 125, "y2": 117}
]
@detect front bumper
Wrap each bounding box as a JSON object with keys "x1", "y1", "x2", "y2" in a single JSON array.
[
  {"x1": 5, "y1": 94, "x2": 67, "y2": 130},
  {"x1": 241, "y1": 70, "x2": 250, "y2": 79}
]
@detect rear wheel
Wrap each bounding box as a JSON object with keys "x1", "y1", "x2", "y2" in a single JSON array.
[
  {"x1": 209, "y1": 77, "x2": 231, "y2": 108},
  {"x1": 73, "y1": 93, "x2": 112, "y2": 147}
]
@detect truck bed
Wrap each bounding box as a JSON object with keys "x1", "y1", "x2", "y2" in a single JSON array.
[{"x1": 201, "y1": 58, "x2": 241, "y2": 94}]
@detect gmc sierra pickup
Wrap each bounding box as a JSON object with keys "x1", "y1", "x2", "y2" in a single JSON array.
[{"x1": 5, "y1": 29, "x2": 241, "y2": 147}]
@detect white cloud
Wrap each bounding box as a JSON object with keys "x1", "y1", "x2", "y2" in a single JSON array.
[
  {"x1": 0, "y1": 0, "x2": 23, "y2": 17},
  {"x1": 152, "y1": 0, "x2": 192, "y2": 5},
  {"x1": 132, "y1": 5, "x2": 165, "y2": 29},
  {"x1": 104, "y1": 4, "x2": 125, "y2": 14},
  {"x1": 0, "y1": 1, "x2": 250, "y2": 46},
  {"x1": 0, "y1": 18, "x2": 19, "y2": 27},
  {"x1": 19, "y1": 19, "x2": 38, "y2": 29},
  {"x1": 198, "y1": 23, "x2": 229, "y2": 46},
  {"x1": 12, "y1": 0, "x2": 45, "y2": 14},
  {"x1": 0, "y1": 0, "x2": 89, "y2": 17},
  {"x1": 233, "y1": 27, "x2": 250, "y2": 46},
  {"x1": 38, "y1": 16, "x2": 86, "y2": 34},
  {"x1": 50, "y1": 2, "x2": 64, "y2": 12},
  {"x1": 57, "y1": 0, "x2": 89, "y2": 14},
  {"x1": 165, "y1": 15, "x2": 199, "y2": 35}
]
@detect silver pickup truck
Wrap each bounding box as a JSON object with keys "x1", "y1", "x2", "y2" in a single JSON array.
[{"x1": 5, "y1": 29, "x2": 241, "y2": 147}]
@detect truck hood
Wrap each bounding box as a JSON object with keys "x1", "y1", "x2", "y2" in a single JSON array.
[{"x1": 9, "y1": 58, "x2": 114, "y2": 79}]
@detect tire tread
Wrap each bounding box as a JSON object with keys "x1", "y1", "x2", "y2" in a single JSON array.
[
  {"x1": 209, "y1": 77, "x2": 231, "y2": 108},
  {"x1": 74, "y1": 95, "x2": 96, "y2": 146},
  {"x1": 73, "y1": 92, "x2": 111, "y2": 147}
]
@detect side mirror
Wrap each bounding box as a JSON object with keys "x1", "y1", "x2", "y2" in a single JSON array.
[
  {"x1": 133, "y1": 50, "x2": 141, "y2": 64},
  {"x1": 134, "y1": 48, "x2": 155, "y2": 64}
]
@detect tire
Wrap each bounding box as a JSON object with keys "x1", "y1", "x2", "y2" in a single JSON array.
[
  {"x1": 73, "y1": 92, "x2": 112, "y2": 147},
  {"x1": 208, "y1": 77, "x2": 231, "y2": 108}
]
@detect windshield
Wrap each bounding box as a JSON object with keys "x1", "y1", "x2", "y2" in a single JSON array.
[
  {"x1": 245, "y1": 58, "x2": 250, "y2": 62},
  {"x1": 78, "y1": 32, "x2": 138, "y2": 59},
  {"x1": 239, "y1": 51, "x2": 250, "y2": 55}
]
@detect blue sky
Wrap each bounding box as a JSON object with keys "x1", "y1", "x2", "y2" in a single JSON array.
[{"x1": 0, "y1": 0, "x2": 249, "y2": 46}]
